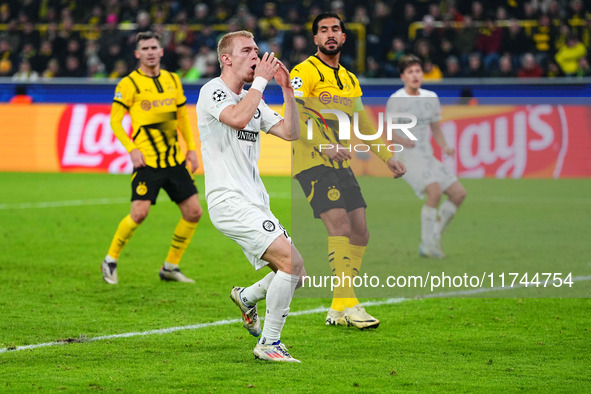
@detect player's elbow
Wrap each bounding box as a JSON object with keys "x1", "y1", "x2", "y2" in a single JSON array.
[{"x1": 230, "y1": 115, "x2": 250, "y2": 130}]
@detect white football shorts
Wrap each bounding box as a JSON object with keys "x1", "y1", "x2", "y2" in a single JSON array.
[
  {"x1": 208, "y1": 195, "x2": 290, "y2": 270},
  {"x1": 400, "y1": 154, "x2": 457, "y2": 199}
]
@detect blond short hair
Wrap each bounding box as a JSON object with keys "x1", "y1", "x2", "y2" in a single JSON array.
[{"x1": 217, "y1": 30, "x2": 254, "y2": 69}]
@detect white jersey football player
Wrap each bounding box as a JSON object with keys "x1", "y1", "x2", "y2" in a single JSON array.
[
  {"x1": 387, "y1": 55, "x2": 466, "y2": 258},
  {"x1": 196, "y1": 31, "x2": 304, "y2": 362}
]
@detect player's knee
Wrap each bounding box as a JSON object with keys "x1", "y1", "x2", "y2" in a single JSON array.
[
  {"x1": 328, "y1": 219, "x2": 352, "y2": 238},
  {"x1": 452, "y1": 186, "x2": 467, "y2": 206},
  {"x1": 353, "y1": 227, "x2": 369, "y2": 246},
  {"x1": 131, "y1": 209, "x2": 149, "y2": 224},
  {"x1": 184, "y1": 204, "x2": 202, "y2": 223}
]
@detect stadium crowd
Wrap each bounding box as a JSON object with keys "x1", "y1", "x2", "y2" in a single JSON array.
[{"x1": 1, "y1": 0, "x2": 590, "y2": 81}]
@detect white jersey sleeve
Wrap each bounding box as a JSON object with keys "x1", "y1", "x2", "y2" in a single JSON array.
[
  {"x1": 199, "y1": 82, "x2": 235, "y2": 122},
  {"x1": 426, "y1": 91, "x2": 441, "y2": 123},
  {"x1": 259, "y1": 99, "x2": 282, "y2": 133}
]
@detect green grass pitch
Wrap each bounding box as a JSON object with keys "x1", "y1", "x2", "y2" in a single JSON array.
[{"x1": 0, "y1": 172, "x2": 590, "y2": 391}]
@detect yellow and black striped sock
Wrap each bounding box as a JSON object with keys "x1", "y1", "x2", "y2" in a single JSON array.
[
  {"x1": 328, "y1": 236, "x2": 356, "y2": 311},
  {"x1": 344, "y1": 244, "x2": 366, "y2": 308},
  {"x1": 165, "y1": 218, "x2": 198, "y2": 265},
  {"x1": 107, "y1": 214, "x2": 139, "y2": 260}
]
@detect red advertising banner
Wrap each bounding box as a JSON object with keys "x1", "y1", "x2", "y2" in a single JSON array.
[
  {"x1": 354, "y1": 104, "x2": 591, "y2": 178},
  {"x1": 57, "y1": 104, "x2": 134, "y2": 173},
  {"x1": 1, "y1": 103, "x2": 590, "y2": 178},
  {"x1": 434, "y1": 105, "x2": 591, "y2": 178}
]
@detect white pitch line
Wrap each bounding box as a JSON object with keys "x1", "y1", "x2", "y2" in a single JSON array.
[
  {"x1": 2, "y1": 275, "x2": 589, "y2": 354},
  {"x1": 3, "y1": 194, "x2": 591, "y2": 210},
  {"x1": 0, "y1": 198, "x2": 130, "y2": 210}
]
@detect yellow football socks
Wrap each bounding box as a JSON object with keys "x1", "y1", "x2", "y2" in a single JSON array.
[
  {"x1": 328, "y1": 236, "x2": 357, "y2": 311},
  {"x1": 344, "y1": 244, "x2": 366, "y2": 308},
  {"x1": 164, "y1": 218, "x2": 198, "y2": 265},
  {"x1": 107, "y1": 214, "x2": 139, "y2": 260}
]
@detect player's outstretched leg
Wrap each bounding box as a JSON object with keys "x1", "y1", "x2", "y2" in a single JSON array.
[
  {"x1": 433, "y1": 182, "x2": 466, "y2": 256},
  {"x1": 254, "y1": 271, "x2": 300, "y2": 363},
  {"x1": 230, "y1": 272, "x2": 276, "y2": 336},
  {"x1": 253, "y1": 239, "x2": 303, "y2": 362},
  {"x1": 102, "y1": 214, "x2": 140, "y2": 284},
  {"x1": 160, "y1": 213, "x2": 199, "y2": 282}
]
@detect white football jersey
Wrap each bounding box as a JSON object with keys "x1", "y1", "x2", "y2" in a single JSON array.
[
  {"x1": 196, "y1": 77, "x2": 282, "y2": 208},
  {"x1": 387, "y1": 88, "x2": 441, "y2": 159}
]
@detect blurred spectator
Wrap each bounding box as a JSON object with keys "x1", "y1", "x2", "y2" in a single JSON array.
[
  {"x1": 471, "y1": 1, "x2": 485, "y2": 21},
  {"x1": 517, "y1": 53, "x2": 544, "y2": 77},
  {"x1": 201, "y1": 60, "x2": 219, "y2": 79},
  {"x1": 554, "y1": 34, "x2": 587, "y2": 76},
  {"x1": 365, "y1": 56, "x2": 385, "y2": 78},
  {"x1": 42, "y1": 58, "x2": 61, "y2": 78},
  {"x1": 383, "y1": 37, "x2": 407, "y2": 77},
  {"x1": 65, "y1": 38, "x2": 84, "y2": 66},
  {"x1": 414, "y1": 39, "x2": 436, "y2": 69},
  {"x1": 87, "y1": 57, "x2": 107, "y2": 78},
  {"x1": 531, "y1": 14, "x2": 556, "y2": 66},
  {"x1": 10, "y1": 85, "x2": 33, "y2": 104},
  {"x1": 192, "y1": 3, "x2": 213, "y2": 25},
  {"x1": 438, "y1": 37, "x2": 460, "y2": 68},
  {"x1": 576, "y1": 57, "x2": 591, "y2": 77},
  {"x1": 176, "y1": 55, "x2": 200, "y2": 81},
  {"x1": 568, "y1": 0, "x2": 585, "y2": 21},
  {"x1": 501, "y1": 20, "x2": 533, "y2": 69},
  {"x1": 193, "y1": 44, "x2": 217, "y2": 76},
  {"x1": 493, "y1": 54, "x2": 516, "y2": 77},
  {"x1": 466, "y1": 52, "x2": 485, "y2": 77},
  {"x1": 546, "y1": 60, "x2": 563, "y2": 77},
  {"x1": 194, "y1": 25, "x2": 217, "y2": 51},
  {"x1": 423, "y1": 60, "x2": 443, "y2": 80},
  {"x1": 522, "y1": 2, "x2": 539, "y2": 19},
  {"x1": 126, "y1": 11, "x2": 152, "y2": 48},
  {"x1": 287, "y1": 35, "x2": 309, "y2": 69},
  {"x1": 259, "y1": 2, "x2": 284, "y2": 40},
  {"x1": 63, "y1": 55, "x2": 84, "y2": 77},
  {"x1": 108, "y1": 59, "x2": 128, "y2": 79},
  {"x1": 393, "y1": 3, "x2": 418, "y2": 39},
  {"x1": 0, "y1": 39, "x2": 15, "y2": 76},
  {"x1": 98, "y1": 14, "x2": 124, "y2": 60},
  {"x1": 554, "y1": 23, "x2": 572, "y2": 51},
  {"x1": 0, "y1": 3, "x2": 10, "y2": 24},
  {"x1": 20, "y1": 21, "x2": 41, "y2": 50},
  {"x1": 444, "y1": 56, "x2": 462, "y2": 78},
  {"x1": 495, "y1": 6, "x2": 508, "y2": 22},
  {"x1": 428, "y1": 3, "x2": 442, "y2": 21},
  {"x1": 11, "y1": 59, "x2": 39, "y2": 81},
  {"x1": 546, "y1": 0, "x2": 565, "y2": 22},
  {"x1": 18, "y1": 42, "x2": 36, "y2": 64},
  {"x1": 477, "y1": 17, "x2": 503, "y2": 71},
  {"x1": 243, "y1": 15, "x2": 263, "y2": 42},
  {"x1": 454, "y1": 16, "x2": 478, "y2": 65},
  {"x1": 103, "y1": 42, "x2": 126, "y2": 74},
  {"x1": 31, "y1": 40, "x2": 53, "y2": 72},
  {"x1": 416, "y1": 16, "x2": 441, "y2": 50}
]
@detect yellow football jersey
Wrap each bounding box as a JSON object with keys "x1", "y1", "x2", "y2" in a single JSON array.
[
  {"x1": 290, "y1": 55, "x2": 363, "y2": 175},
  {"x1": 112, "y1": 69, "x2": 187, "y2": 168}
]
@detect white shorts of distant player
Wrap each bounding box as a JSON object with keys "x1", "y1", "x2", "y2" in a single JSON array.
[
  {"x1": 400, "y1": 154, "x2": 457, "y2": 199},
  {"x1": 208, "y1": 195, "x2": 291, "y2": 270}
]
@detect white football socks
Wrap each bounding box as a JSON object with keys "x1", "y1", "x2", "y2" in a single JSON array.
[
  {"x1": 434, "y1": 200, "x2": 458, "y2": 240},
  {"x1": 240, "y1": 271, "x2": 275, "y2": 307},
  {"x1": 259, "y1": 270, "x2": 299, "y2": 345},
  {"x1": 421, "y1": 205, "x2": 437, "y2": 245}
]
